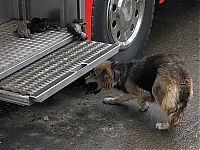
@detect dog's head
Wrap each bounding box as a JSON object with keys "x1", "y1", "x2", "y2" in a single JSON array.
[{"x1": 85, "y1": 61, "x2": 119, "y2": 93}]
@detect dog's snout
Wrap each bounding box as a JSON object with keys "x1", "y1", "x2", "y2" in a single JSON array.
[{"x1": 104, "y1": 75, "x2": 109, "y2": 80}]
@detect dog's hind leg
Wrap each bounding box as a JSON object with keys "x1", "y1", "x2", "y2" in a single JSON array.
[
  {"x1": 155, "y1": 82, "x2": 192, "y2": 130},
  {"x1": 155, "y1": 107, "x2": 184, "y2": 130},
  {"x1": 152, "y1": 73, "x2": 184, "y2": 130},
  {"x1": 139, "y1": 101, "x2": 150, "y2": 112},
  {"x1": 103, "y1": 94, "x2": 131, "y2": 105}
]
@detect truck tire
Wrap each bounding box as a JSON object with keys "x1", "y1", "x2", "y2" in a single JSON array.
[{"x1": 92, "y1": 0, "x2": 155, "y2": 61}]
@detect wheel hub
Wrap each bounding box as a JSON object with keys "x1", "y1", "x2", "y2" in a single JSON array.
[
  {"x1": 118, "y1": 0, "x2": 136, "y2": 30},
  {"x1": 107, "y1": 0, "x2": 145, "y2": 49}
]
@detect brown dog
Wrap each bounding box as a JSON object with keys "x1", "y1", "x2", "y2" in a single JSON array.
[{"x1": 85, "y1": 54, "x2": 193, "y2": 130}]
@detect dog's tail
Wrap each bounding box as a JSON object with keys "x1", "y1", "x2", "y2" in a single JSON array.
[{"x1": 168, "y1": 74, "x2": 193, "y2": 127}]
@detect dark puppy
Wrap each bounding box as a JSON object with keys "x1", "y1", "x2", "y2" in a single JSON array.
[{"x1": 85, "y1": 54, "x2": 193, "y2": 130}]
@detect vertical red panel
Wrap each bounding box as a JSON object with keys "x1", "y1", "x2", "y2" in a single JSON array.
[
  {"x1": 159, "y1": 0, "x2": 165, "y2": 4},
  {"x1": 85, "y1": 0, "x2": 93, "y2": 40}
]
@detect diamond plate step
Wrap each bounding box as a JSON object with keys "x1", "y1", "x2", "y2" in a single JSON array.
[
  {"x1": 0, "y1": 20, "x2": 73, "y2": 80},
  {"x1": 0, "y1": 40, "x2": 120, "y2": 105}
]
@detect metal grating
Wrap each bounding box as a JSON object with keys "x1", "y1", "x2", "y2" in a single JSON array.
[
  {"x1": 0, "y1": 20, "x2": 73, "y2": 80},
  {"x1": 0, "y1": 41, "x2": 114, "y2": 96}
]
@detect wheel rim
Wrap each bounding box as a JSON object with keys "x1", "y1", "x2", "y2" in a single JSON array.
[{"x1": 107, "y1": 0, "x2": 145, "y2": 49}]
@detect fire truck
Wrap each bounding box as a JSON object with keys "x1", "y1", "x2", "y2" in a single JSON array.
[{"x1": 0, "y1": 0, "x2": 165, "y2": 105}]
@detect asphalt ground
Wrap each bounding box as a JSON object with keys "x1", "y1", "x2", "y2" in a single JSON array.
[{"x1": 0, "y1": 0, "x2": 199, "y2": 149}]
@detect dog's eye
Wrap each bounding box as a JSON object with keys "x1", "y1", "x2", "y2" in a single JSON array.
[
  {"x1": 101, "y1": 69, "x2": 108, "y2": 76},
  {"x1": 102, "y1": 69, "x2": 106, "y2": 74}
]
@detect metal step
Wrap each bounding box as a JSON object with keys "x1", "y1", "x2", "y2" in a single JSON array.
[
  {"x1": 0, "y1": 20, "x2": 73, "y2": 80},
  {"x1": 0, "y1": 41, "x2": 119, "y2": 105}
]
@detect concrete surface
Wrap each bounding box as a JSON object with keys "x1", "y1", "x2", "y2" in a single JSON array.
[{"x1": 0, "y1": 0, "x2": 199, "y2": 149}]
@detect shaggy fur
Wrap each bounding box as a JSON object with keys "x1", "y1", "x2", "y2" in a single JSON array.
[
  {"x1": 15, "y1": 21, "x2": 31, "y2": 38},
  {"x1": 85, "y1": 54, "x2": 193, "y2": 130}
]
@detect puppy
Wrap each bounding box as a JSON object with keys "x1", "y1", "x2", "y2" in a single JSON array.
[
  {"x1": 85, "y1": 54, "x2": 193, "y2": 130},
  {"x1": 15, "y1": 21, "x2": 32, "y2": 38}
]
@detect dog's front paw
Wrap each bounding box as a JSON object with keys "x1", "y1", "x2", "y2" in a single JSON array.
[
  {"x1": 156, "y1": 123, "x2": 170, "y2": 130},
  {"x1": 140, "y1": 102, "x2": 149, "y2": 112},
  {"x1": 102, "y1": 97, "x2": 117, "y2": 105}
]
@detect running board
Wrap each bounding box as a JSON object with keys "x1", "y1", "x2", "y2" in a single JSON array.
[
  {"x1": 0, "y1": 41, "x2": 120, "y2": 105},
  {"x1": 0, "y1": 20, "x2": 73, "y2": 80}
]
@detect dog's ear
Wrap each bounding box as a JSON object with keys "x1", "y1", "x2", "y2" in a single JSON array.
[{"x1": 94, "y1": 68, "x2": 100, "y2": 76}]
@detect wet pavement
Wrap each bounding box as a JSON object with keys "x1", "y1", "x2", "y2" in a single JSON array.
[{"x1": 0, "y1": 0, "x2": 199, "y2": 149}]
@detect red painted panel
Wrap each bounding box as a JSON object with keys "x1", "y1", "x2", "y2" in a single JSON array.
[
  {"x1": 85, "y1": 0, "x2": 93, "y2": 40},
  {"x1": 159, "y1": 0, "x2": 165, "y2": 4}
]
